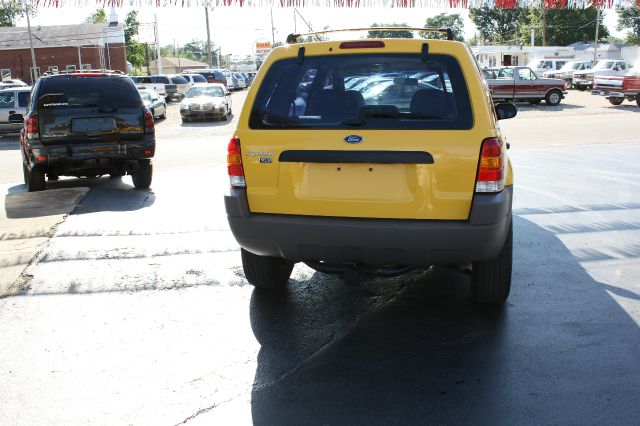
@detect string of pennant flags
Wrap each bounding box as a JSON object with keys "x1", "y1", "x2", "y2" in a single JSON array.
[{"x1": 7, "y1": 0, "x2": 640, "y2": 8}]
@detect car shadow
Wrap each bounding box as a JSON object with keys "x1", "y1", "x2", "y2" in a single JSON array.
[
  {"x1": 249, "y1": 215, "x2": 640, "y2": 425},
  {"x1": 5, "y1": 176, "x2": 155, "y2": 218},
  {"x1": 606, "y1": 103, "x2": 640, "y2": 112},
  {"x1": 514, "y1": 102, "x2": 584, "y2": 112},
  {"x1": 0, "y1": 136, "x2": 20, "y2": 150}
]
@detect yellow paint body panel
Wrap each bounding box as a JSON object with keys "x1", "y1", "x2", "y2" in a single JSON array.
[{"x1": 235, "y1": 39, "x2": 513, "y2": 220}]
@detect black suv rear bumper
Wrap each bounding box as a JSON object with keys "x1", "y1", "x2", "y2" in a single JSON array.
[
  {"x1": 25, "y1": 136, "x2": 155, "y2": 176},
  {"x1": 225, "y1": 186, "x2": 512, "y2": 267}
]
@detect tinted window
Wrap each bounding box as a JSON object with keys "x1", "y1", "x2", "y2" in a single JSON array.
[
  {"x1": 171, "y1": 76, "x2": 188, "y2": 84},
  {"x1": 37, "y1": 76, "x2": 141, "y2": 108},
  {"x1": 18, "y1": 91, "x2": 30, "y2": 107},
  {"x1": 192, "y1": 74, "x2": 207, "y2": 83},
  {"x1": 250, "y1": 54, "x2": 472, "y2": 130},
  {"x1": 0, "y1": 91, "x2": 14, "y2": 108},
  {"x1": 213, "y1": 71, "x2": 225, "y2": 80},
  {"x1": 150, "y1": 76, "x2": 170, "y2": 84}
]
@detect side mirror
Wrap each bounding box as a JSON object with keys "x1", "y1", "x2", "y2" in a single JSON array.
[
  {"x1": 495, "y1": 103, "x2": 517, "y2": 120},
  {"x1": 9, "y1": 113, "x2": 24, "y2": 124}
]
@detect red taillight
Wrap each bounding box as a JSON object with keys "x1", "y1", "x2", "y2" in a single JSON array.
[
  {"x1": 339, "y1": 41, "x2": 385, "y2": 49},
  {"x1": 227, "y1": 136, "x2": 245, "y2": 188},
  {"x1": 144, "y1": 110, "x2": 154, "y2": 133},
  {"x1": 475, "y1": 137, "x2": 505, "y2": 193},
  {"x1": 26, "y1": 116, "x2": 39, "y2": 139}
]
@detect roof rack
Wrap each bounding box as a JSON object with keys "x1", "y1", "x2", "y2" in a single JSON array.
[
  {"x1": 286, "y1": 27, "x2": 454, "y2": 44},
  {"x1": 40, "y1": 69, "x2": 125, "y2": 77}
]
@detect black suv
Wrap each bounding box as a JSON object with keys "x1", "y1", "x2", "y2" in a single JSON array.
[{"x1": 20, "y1": 72, "x2": 155, "y2": 192}]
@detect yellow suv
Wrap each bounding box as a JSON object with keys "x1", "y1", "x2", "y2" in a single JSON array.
[{"x1": 225, "y1": 28, "x2": 517, "y2": 304}]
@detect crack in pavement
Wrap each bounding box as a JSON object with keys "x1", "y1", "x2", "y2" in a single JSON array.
[{"x1": 177, "y1": 398, "x2": 233, "y2": 425}]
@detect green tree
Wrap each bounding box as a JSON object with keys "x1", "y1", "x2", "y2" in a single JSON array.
[
  {"x1": 367, "y1": 23, "x2": 414, "y2": 39},
  {"x1": 0, "y1": 1, "x2": 25, "y2": 27},
  {"x1": 520, "y1": 7, "x2": 609, "y2": 46},
  {"x1": 421, "y1": 13, "x2": 464, "y2": 41},
  {"x1": 123, "y1": 11, "x2": 145, "y2": 71},
  {"x1": 182, "y1": 39, "x2": 207, "y2": 61},
  {"x1": 616, "y1": 6, "x2": 640, "y2": 44},
  {"x1": 469, "y1": 7, "x2": 523, "y2": 44},
  {"x1": 85, "y1": 9, "x2": 107, "y2": 24}
]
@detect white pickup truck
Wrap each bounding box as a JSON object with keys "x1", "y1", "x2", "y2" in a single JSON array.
[
  {"x1": 573, "y1": 59, "x2": 630, "y2": 91},
  {"x1": 130, "y1": 76, "x2": 167, "y2": 97}
]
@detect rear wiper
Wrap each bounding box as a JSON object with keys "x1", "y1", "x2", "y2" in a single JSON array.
[
  {"x1": 404, "y1": 113, "x2": 444, "y2": 120},
  {"x1": 362, "y1": 111, "x2": 443, "y2": 120}
]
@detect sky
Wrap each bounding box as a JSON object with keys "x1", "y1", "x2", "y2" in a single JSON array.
[{"x1": 15, "y1": 5, "x2": 625, "y2": 57}]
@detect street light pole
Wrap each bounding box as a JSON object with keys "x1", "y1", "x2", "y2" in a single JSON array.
[
  {"x1": 205, "y1": 7, "x2": 213, "y2": 68},
  {"x1": 22, "y1": 0, "x2": 37, "y2": 82},
  {"x1": 594, "y1": 8, "x2": 600, "y2": 63}
]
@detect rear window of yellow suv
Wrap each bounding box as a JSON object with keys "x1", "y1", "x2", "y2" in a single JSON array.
[{"x1": 249, "y1": 53, "x2": 473, "y2": 130}]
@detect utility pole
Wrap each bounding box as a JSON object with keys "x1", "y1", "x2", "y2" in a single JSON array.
[
  {"x1": 205, "y1": 7, "x2": 213, "y2": 68},
  {"x1": 531, "y1": 28, "x2": 535, "y2": 48},
  {"x1": 22, "y1": 0, "x2": 37, "y2": 82},
  {"x1": 594, "y1": 8, "x2": 600, "y2": 62},
  {"x1": 76, "y1": 25, "x2": 83, "y2": 70},
  {"x1": 270, "y1": 7, "x2": 275, "y2": 45},
  {"x1": 154, "y1": 13, "x2": 162, "y2": 74},
  {"x1": 542, "y1": 7, "x2": 547, "y2": 46}
]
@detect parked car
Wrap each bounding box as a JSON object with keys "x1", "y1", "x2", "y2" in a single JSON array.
[
  {"x1": 573, "y1": 59, "x2": 629, "y2": 91},
  {"x1": 139, "y1": 89, "x2": 167, "y2": 120},
  {"x1": 130, "y1": 76, "x2": 167, "y2": 97},
  {"x1": 0, "y1": 87, "x2": 31, "y2": 134},
  {"x1": 591, "y1": 67, "x2": 640, "y2": 107},
  {"x1": 232, "y1": 73, "x2": 247, "y2": 90},
  {"x1": 148, "y1": 75, "x2": 189, "y2": 101},
  {"x1": 21, "y1": 72, "x2": 155, "y2": 191},
  {"x1": 182, "y1": 68, "x2": 234, "y2": 89},
  {"x1": 486, "y1": 66, "x2": 567, "y2": 106},
  {"x1": 527, "y1": 58, "x2": 568, "y2": 76},
  {"x1": 225, "y1": 28, "x2": 517, "y2": 304},
  {"x1": 179, "y1": 83, "x2": 232, "y2": 122},
  {"x1": 0, "y1": 79, "x2": 29, "y2": 90},
  {"x1": 181, "y1": 73, "x2": 208, "y2": 87},
  {"x1": 543, "y1": 60, "x2": 593, "y2": 89}
]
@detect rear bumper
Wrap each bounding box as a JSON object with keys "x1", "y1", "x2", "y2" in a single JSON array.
[
  {"x1": 25, "y1": 136, "x2": 155, "y2": 174},
  {"x1": 225, "y1": 186, "x2": 513, "y2": 267}
]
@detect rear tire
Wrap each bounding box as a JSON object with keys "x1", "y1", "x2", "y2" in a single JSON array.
[
  {"x1": 608, "y1": 97, "x2": 624, "y2": 106},
  {"x1": 565, "y1": 79, "x2": 573, "y2": 89},
  {"x1": 575, "y1": 84, "x2": 585, "y2": 91},
  {"x1": 26, "y1": 165, "x2": 46, "y2": 192},
  {"x1": 471, "y1": 220, "x2": 512, "y2": 304},
  {"x1": 636, "y1": 94, "x2": 640, "y2": 107},
  {"x1": 545, "y1": 90, "x2": 562, "y2": 106},
  {"x1": 131, "y1": 160, "x2": 152, "y2": 189},
  {"x1": 241, "y1": 248, "x2": 294, "y2": 289}
]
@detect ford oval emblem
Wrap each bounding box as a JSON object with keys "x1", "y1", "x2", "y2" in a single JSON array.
[{"x1": 344, "y1": 135, "x2": 364, "y2": 144}]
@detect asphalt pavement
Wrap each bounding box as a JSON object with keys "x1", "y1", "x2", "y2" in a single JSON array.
[{"x1": 0, "y1": 90, "x2": 639, "y2": 425}]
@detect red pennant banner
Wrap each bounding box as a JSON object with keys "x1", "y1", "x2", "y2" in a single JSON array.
[{"x1": 495, "y1": 0, "x2": 518, "y2": 9}]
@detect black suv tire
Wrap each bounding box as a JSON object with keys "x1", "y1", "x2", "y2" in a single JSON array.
[
  {"x1": 25, "y1": 163, "x2": 46, "y2": 192},
  {"x1": 471, "y1": 219, "x2": 512, "y2": 304},
  {"x1": 131, "y1": 160, "x2": 153, "y2": 189},
  {"x1": 241, "y1": 248, "x2": 294, "y2": 289}
]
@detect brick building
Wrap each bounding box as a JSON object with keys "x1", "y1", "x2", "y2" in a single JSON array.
[{"x1": 0, "y1": 22, "x2": 126, "y2": 84}]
